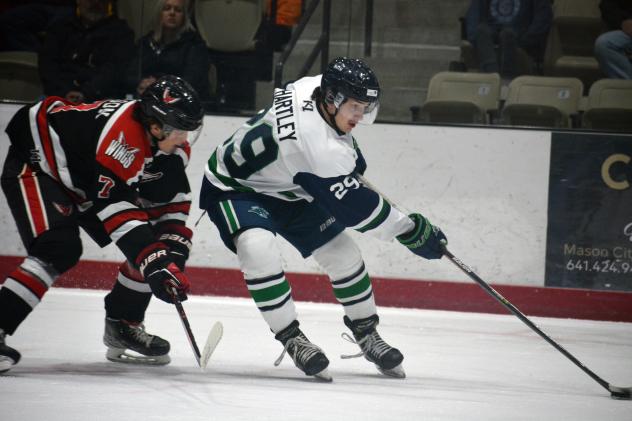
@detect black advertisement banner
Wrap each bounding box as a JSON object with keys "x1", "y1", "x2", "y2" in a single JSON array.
[{"x1": 546, "y1": 131, "x2": 632, "y2": 292}]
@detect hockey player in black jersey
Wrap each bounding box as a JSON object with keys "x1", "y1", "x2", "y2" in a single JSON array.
[
  {"x1": 199, "y1": 57, "x2": 447, "y2": 380},
  {"x1": 0, "y1": 75, "x2": 203, "y2": 373}
]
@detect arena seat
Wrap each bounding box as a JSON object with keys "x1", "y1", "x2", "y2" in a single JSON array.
[
  {"x1": 0, "y1": 51, "x2": 43, "y2": 102},
  {"x1": 543, "y1": 0, "x2": 604, "y2": 91},
  {"x1": 581, "y1": 79, "x2": 632, "y2": 132},
  {"x1": 501, "y1": 75, "x2": 584, "y2": 128},
  {"x1": 194, "y1": 0, "x2": 264, "y2": 52},
  {"x1": 415, "y1": 71, "x2": 501, "y2": 124}
]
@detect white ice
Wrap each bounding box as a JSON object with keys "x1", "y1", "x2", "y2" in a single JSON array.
[{"x1": 1, "y1": 288, "x2": 631, "y2": 421}]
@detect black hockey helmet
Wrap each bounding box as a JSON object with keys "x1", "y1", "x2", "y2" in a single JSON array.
[
  {"x1": 139, "y1": 75, "x2": 203, "y2": 132},
  {"x1": 320, "y1": 57, "x2": 380, "y2": 123}
]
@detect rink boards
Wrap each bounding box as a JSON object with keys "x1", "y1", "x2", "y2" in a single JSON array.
[{"x1": 0, "y1": 103, "x2": 630, "y2": 321}]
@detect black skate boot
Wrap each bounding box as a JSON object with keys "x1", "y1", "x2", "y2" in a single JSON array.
[
  {"x1": 0, "y1": 328, "x2": 21, "y2": 373},
  {"x1": 103, "y1": 318, "x2": 170, "y2": 365},
  {"x1": 274, "y1": 320, "x2": 332, "y2": 381},
  {"x1": 342, "y1": 315, "x2": 405, "y2": 378}
]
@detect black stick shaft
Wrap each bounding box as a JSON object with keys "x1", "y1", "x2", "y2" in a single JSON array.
[
  {"x1": 354, "y1": 175, "x2": 628, "y2": 397},
  {"x1": 173, "y1": 297, "x2": 202, "y2": 366},
  {"x1": 442, "y1": 247, "x2": 612, "y2": 392}
]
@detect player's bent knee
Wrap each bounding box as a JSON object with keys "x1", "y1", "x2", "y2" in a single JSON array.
[
  {"x1": 312, "y1": 232, "x2": 363, "y2": 279},
  {"x1": 30, "y1": 227, "x2": 83, "y2": 274},
  {"x1": 234, "y1": 228, "x2": 282, "y2": 279}
]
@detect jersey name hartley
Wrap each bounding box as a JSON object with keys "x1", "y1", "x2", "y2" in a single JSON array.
[
  {"x1": 105, "y1": 131, "x2": 140, "y2": 169},
  {"x1": 273, "y1": 89, "x2": 297, "y2": 142}
]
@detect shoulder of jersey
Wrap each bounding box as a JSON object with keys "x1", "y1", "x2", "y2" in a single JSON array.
[
  {"x1": 289, "y1": 75, "x2": 321, "y2": 119},
  {"x1": 282, "y1": 75, "x2": 356, "y2": 177},
  {"x1": 284, "y1": 75, "x2": 323, "y2": 144},
  {"x1": 96, "y1": 101, "x2": 153, "y2": 184}
]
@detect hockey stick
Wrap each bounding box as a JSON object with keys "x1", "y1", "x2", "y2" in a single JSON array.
[
  {"x1": 169, "y1": 285, "x2": 223, "y2": 370},
  {"x1": 442, "y1": 247, "x2": 631, "y2": 400},
  {"x1": 356, "y1": 175, "x2": 631, "y2": 399},
  {"x1": 171, "y1": 291, "x2": 202, "y2": 367}
]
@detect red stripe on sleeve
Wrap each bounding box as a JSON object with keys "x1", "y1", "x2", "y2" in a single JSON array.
[
  {"x1": 103, "y1": 209, "x2": 149, "y2": 235},
  {"x1": 145, "y1": 202, "x2": 191, "y2": 219},
  {"x1": 11, "y1": 268, "x2": 48, "y2": 299},
  {"x1": 19, "y1": 165, "x2": 48, "y2": 236}
]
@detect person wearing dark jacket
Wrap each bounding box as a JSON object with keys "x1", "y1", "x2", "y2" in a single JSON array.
[
  {"x1": 465, "y1": 0, "x2": 553, "y2": 78},
  {"x1": 595, "y1": 0, "x2": 632, "y2": 79},
  {"x1": 0, "y1": 0, "x2": 74, "y2": 52},
  {"x1": 38, "y1": 0, "x2": 135, "y2": 103},
  {"x1": 126, "y1": 0, "x2": 211, "y2": 103}
]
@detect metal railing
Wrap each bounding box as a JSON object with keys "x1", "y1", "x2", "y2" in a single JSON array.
[
  {"x1": 364, "y1": 0, "x2": 374, "y2": 57},
  {"x1": 274, "y1": 0, "x2": 331, "y2": 88}
]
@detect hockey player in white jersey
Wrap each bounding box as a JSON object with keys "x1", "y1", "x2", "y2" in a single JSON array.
[{"x1": 199, "y1": 57, "x2": 447, "y2": 381}]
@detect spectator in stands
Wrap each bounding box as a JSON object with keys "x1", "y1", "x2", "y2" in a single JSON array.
[
  {"x1": 465, "y1": 0, "x2": 553, "y2": 78},
  {"x1": 594, "y1": 0, "x2": 632, "y2": 79},
  {"x1": 0, "y1": 1, "x2": 74, "y2": 52},
  {"x1": 38, "y1": 0, "x2": 134, "y2": 103},
  {"x1": 125, "y1": 0, "x2": 211, "y2": 103},
  {"x1": 262, "y1": 0, "x2": 302, "y2": 52}
]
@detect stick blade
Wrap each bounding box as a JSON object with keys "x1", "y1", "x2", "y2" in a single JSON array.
[
  {"x1": 610, "y1": 385, "x2": 632, "y2": 400},
  {"x1": 200, "y1": 321, "x2": 223, "y2": 371}
]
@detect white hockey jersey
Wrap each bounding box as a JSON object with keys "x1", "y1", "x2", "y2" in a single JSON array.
[{"x1": 203, "y1": 75, "x2": 413, "y2": 241}]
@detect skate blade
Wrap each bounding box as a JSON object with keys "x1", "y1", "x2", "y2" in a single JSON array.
[
  {"x1": 106, "y1": 348, "x2": 171, "y2": 366},
  {"x1": 200, "y1": 322, "x2": 223, "y2": 371},
  {"x1": 313, "y1": 368, "x2": 333, "y2": 382},
  {"x1": 377, "y1": 363, "x2": 406, "y2": 378}
]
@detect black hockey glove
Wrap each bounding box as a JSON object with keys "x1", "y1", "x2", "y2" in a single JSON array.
[
  {"x1": 157, "y1": 225, "x2": 193, "y2": 271},
  {"x1": 137, "y1": 243, "x2": 191, "y2": 303},
  {"x1": 397, "y1": 213, "x2": 447, "y2": 260}
]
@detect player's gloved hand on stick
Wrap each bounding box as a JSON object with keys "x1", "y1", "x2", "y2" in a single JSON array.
[
  {"x1": 397, "y1": 213, "x2": 447, "y2": 260},
  {"x1": 157, "y1": 225, "x2": 193, "y2": 271},
  {"x1": 138, "y1": 243, "x2": 191, "y2": 303}
]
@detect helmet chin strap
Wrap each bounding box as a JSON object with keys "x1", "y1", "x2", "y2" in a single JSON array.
[{"x1": 319, "y1": 100, "x2": 346, "y2": 135}]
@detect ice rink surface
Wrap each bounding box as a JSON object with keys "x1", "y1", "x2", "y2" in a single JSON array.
[{"x1": 1, "y1": 288, "x2": 631, "y2": 421}]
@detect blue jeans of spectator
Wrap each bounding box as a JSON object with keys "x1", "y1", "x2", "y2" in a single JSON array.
[
  {"x1": 474, "y1": 24, "x2": 518, "y2": 78},
  {"x1": 594, "y1": 30, "x2": 632, "y2": 79}
]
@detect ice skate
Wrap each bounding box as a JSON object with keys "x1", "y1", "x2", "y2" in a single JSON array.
[
  {"x1": 103, "y1": 318, "x2": 170, "y2": 365},
  {"x1": 342, "y1": 315, "x2": 405, "y2": 378},
  {"x1": 274, "y1": 320, "x2": 332, "y2": 382},
  {"x1": 0, "y1": 328, "x2": 21, "y2": 373}
]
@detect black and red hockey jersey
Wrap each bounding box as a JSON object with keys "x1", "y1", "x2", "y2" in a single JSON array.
[{"x1": 10, "y1": 96, "x2": 191, "y2": 264}]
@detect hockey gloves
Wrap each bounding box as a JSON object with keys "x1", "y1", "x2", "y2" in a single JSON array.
[
  {"x1": 157, "y1": 225, "x2": 193, "y2": 271},
  {"x1": 138, "y1": 243, "x2": 191, "y2": 303},
  {"x1": 397, "y1": 213, "x2": 447, "y2": 260}
]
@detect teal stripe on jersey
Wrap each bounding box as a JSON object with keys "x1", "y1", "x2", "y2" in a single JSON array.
[
  {"x1": 220, "y1": 200, "x2": 240, "y2": 233},
  {"x1": 248, "y1": 277, "x2": 291, "y2": 304},
  {"x1": 332, "y1": 273, "x2": 372, "y2": 301},
  {"x1": 356, "y1": 200, "x2": 392, "y2": 233},
  {"x1": 278, "y1": 191, "x2": 299, "y2": 200},
  {"x1": 208, "y1": 151, "x2": 254, "y2": 192}
]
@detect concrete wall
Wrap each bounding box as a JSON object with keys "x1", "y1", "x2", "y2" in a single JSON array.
[{"x1": 0, "y1": 103, "x2": 550, "y2": 286}]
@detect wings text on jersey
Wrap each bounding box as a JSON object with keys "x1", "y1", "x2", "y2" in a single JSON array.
[{"x1": 104, "y1": 132, "x2": 140, "y2": 169}]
